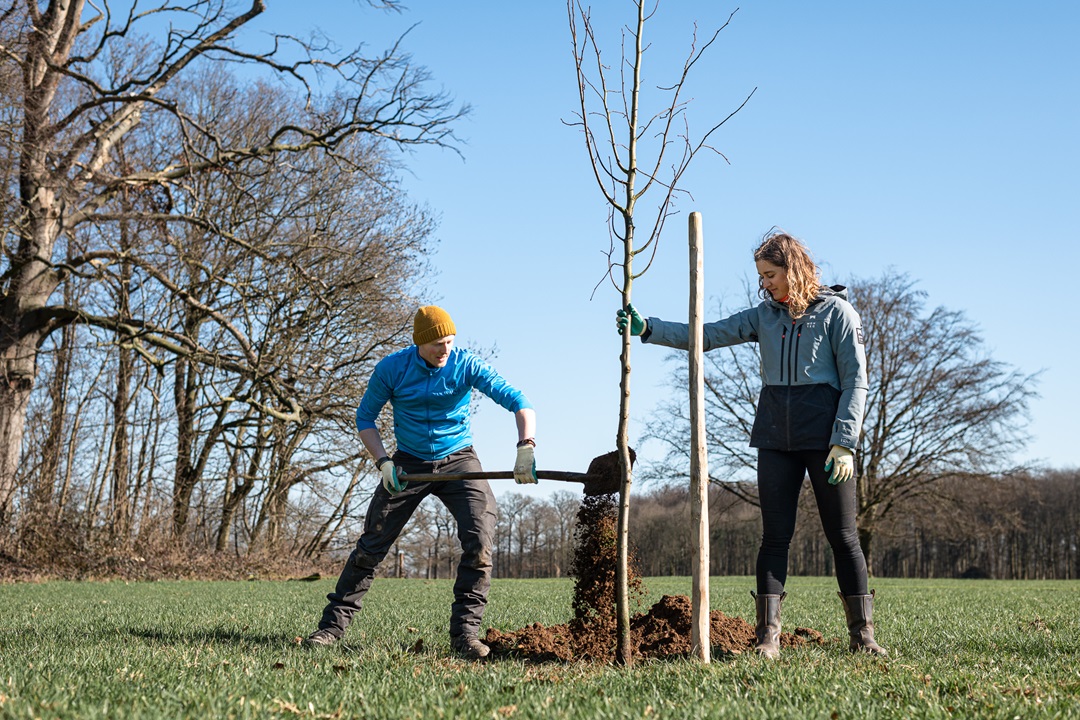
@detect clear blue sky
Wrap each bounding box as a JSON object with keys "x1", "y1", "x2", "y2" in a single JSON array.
[{"x1": 250, "y1": 1, "x2": 1079, "y2": 497}]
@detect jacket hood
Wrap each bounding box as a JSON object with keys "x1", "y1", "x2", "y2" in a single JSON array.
[
  {"x1": 820, "y1": 284, "x2": 849, "y2": 301},
  {"x1": 764, "y1": 284, "x2": 848, "y2": 310}
]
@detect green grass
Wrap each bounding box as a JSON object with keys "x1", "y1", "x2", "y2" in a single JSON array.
[{"x1": 1, "y1": 576, "x2": 1078, "y2": 719}]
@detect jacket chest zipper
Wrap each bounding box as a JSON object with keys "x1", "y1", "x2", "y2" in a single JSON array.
[
  {"x1": 425, "y1": 373, "x2": 434, "y2": 452},
  {"x1": 790, "y1": 322, "x2": 803, "y2": 384},
  {"x1": 778, "y1": 321, "x2": 802, "y2": 384},
  {"x1": 779, "y1": 326, "x2": 788, "y2": 383},
  {"x1": 780, "y1": 320, "x2": 803, "y2": 449}
]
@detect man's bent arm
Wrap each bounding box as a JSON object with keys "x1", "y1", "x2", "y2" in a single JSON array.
[
  {"x1": 515, "y1": 408, "x2": 536, "y2": 444},
  {"x1": 358, "y1": 428, "x2": 390, "y2": 463}
]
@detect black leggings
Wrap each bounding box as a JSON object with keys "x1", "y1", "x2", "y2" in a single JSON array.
[{"x1": 756, "y1": 448, "x2": 869, "y2": 596}]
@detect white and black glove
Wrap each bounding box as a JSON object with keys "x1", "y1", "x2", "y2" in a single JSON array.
[
  {"x1": 513, "y1": 440, "x2": 537, "y2": 485},
  {"x1": 824, "y1": 445, "x2": 854, "y2": 485},
  {"x1": 377, "y1": 456, "x2": 406, "y2": 494}
]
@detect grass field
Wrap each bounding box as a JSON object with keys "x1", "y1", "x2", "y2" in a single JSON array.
[{"x1": 1, "y1": 575, "x2": 1077, "y2": 719}]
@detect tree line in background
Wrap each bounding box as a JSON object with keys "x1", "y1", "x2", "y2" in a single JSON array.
[
  {"x1": 2, "y1": 2, "x2": 1072, "y2": 583},
  {"x1": 402, "y1": 465, "x2": 1079, "y2": 583}
]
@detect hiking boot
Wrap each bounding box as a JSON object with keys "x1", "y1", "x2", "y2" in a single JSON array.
[
  {"x1": 752, "y1": 590, "x2": 786, "y2": 659},
  {"x1": 302, "y1": 629, "x2": 341, "y2": 647},
  {"x1": 838, "y1": 590, "x2": 888, "y2": 656},
  {"x1": 450, "y1": 634, "x2": 490, "y2": 659}
]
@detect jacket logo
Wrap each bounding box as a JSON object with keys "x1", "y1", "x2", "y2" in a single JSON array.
[
  {"x1": 856, "y1": 327, "x2": 865, "y2": 344},
  {"x1": 432, "y1": 380, "x2": 458, "y2": 396}
]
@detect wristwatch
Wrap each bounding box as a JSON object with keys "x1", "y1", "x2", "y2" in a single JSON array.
[{"x1": 516, "y1": 438, "x2": 536, "y2": 448}]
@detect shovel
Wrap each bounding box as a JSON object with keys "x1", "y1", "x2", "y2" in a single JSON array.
[{"x1": 393, "y1": 449, "x2": 633, "y2": 497}]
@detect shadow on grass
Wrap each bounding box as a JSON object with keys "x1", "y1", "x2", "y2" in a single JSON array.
[
  {"x1": 129, "y1": 626, "x2": 296, "y2": 648},
  {"x1": 485, "y1": 651, "x2": 745, "y2": 668}
]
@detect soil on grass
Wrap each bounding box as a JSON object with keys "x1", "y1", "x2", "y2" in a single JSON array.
[{"x1": 485, "y1": 468, "x2": 824, "y2": 662}]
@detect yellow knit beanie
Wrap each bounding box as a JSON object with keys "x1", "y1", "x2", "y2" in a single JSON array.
[{"x1": 413, "y1": 306, "x2": 457, "y2": 345}]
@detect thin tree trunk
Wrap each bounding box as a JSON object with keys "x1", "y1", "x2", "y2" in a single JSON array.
[
  {"x1": 57, "y1": 385, "x2": 93, "y2": 521},
  {"x1": 303, "y1": 465, "x2": 362, "y2": 558},
  {"x1": 86, "y1": 410, "x2": 117, "y2": 533},
  {"x1": 216, "y1": 415, "x2": 266, "y2": 553},
  {"x1": 215, "y1": 445, "x2": 243, "y2": 553},
  {"x1": 172, "y1": 324, "x2": 239, "y2": 539},
  {"x1": 129, "y1": 366, "x2": 161, "y2": 536},
  {"x1": 612, "y1": 0, "x2": 649, "y2": 668},
  {"x1": 110, "y1": 251, "x2": 134, "y2": 542},
  {"x1": 108, "y1": 207, "x2": 138, "y2": 540},
  {"x1": 136, "y1": 370, "x2": 165, "y2": 536},
  {"x1": 172, "y1": 345, "x2": 198, "y2": 537},
  {"x1": 858, "y1": 523, "x2": 875, "y2": 578},
  {"x1": 36, "y1": 319, "x2": 75, "y2": 511}
]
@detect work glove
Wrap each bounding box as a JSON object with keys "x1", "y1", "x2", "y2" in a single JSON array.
[
  {"x1": 616, "y1": 303, "x2": 646, "y2": 336},
  {"x1": 377, "y1": 456, "x2": 407, "y2": 494},
  {"x1": 824, "y1": 445, "x2": 854, "y2": 485},
  {"x1": 514, "y1": 441, "x2": 538, "y2": 484}
]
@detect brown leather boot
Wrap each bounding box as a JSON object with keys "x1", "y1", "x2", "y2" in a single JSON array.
[
  {"x1": 752, "y1": 590, "x2": 785, "y2": 659},
  {"x1": 838, "y1": 589, "x2": 888, "y2": 656}
]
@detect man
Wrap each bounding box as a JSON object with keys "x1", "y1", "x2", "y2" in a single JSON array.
[{"x1": 303, "y1": 306, "x2": 537, "y2": 659}]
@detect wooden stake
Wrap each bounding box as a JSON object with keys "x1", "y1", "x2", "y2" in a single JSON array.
[{"x1": 688, "y1": 211, "x2": 711, "y2": 662}]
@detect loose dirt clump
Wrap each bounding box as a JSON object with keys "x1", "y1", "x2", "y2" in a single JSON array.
[
  {"x1": 486, "y1": 491, "x2": 638, "y2": 662},
  {"x1": 486, "y1": 462, "x2": 825, "y2": 662}
]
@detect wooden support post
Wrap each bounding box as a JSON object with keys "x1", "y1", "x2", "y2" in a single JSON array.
[{"x1": 688, "y1": 211, "x2": 711, "y2": 662}]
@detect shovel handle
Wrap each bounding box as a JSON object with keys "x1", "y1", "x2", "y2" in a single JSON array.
[{"x1": 397, "y1": 470, "x2": 591, "y2": 483}]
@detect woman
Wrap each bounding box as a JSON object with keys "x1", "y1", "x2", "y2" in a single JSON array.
[{"x1": 617, "y1": 230, "x2": 886, "y2": 658}]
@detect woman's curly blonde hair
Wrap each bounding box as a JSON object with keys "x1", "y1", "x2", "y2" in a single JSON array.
[{"x1": 753, "y1": 230, "x2": 823, "y2": 319}]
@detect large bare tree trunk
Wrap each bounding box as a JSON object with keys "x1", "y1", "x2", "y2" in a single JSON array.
[
  {"x1": 1, "y1": 0, "x2": 86, "y2": 523},
  {"x1": 1, "y1": 0, "x2": 268, "y2": 529},
  {"x1": 0, "y1": 383, "x2": 31, "y2": 523},
  {"x1": 0, "y1": 198, "x2": 64, "y2": 523}
]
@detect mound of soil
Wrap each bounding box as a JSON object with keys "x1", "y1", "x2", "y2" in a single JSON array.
[
  {"x1": 486, "y1": 467, "x2": 824, "y2": 662},
  {"x1": 486, "y1": 593, "x2": 822, "y2": 662}
]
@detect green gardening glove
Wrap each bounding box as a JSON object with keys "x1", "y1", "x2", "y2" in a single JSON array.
[
  {"x1": 377, "y1": 456, "x2": 407, "y2": 494},
  {"x1": 616, "y1": 303, "x2": 646, "y2": 336}
]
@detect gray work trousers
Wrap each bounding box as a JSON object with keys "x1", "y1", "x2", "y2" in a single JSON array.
[{"x1": 317, "y1": 446, "x2": 497, "y2": 639}]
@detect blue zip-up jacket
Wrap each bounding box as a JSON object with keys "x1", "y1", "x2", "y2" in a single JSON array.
[
  {"x1": 356, "y1": 346, "x2": 533, "y2": 461},
  {"x1": 643, "y1": 286, "x2": 867, "y2": 451}
]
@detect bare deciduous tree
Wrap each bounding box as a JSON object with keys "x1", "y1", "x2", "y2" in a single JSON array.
[
  {"x1": 642, "y1": 271, "x2": 1038, "y2": 574},
  {"x1": 0, "y1": 0, "x2": 464, "y2": 521},
  {"x1": 853, "y1": 273, "x2": 1038, "y2": 572}
]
